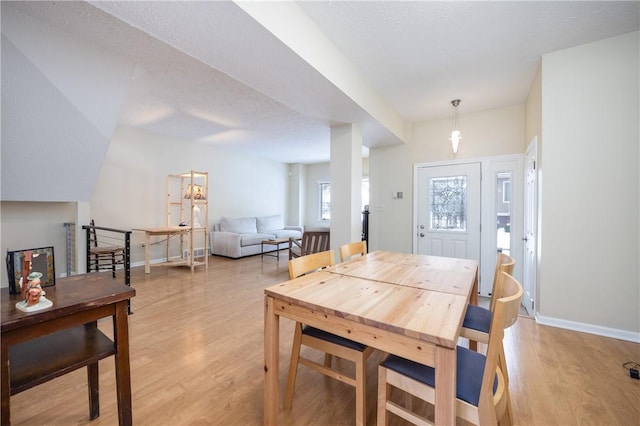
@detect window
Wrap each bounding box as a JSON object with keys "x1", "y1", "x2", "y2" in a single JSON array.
[
  {"x1": 502, "y1": 180, "x2": 512, "y2": 203},
  {"x1": 429, "y1": 175, "x2": 467, "y2": 231},
  {"x1": 320, "y1": 183, "x2": 331, "y2": 220},
  {"x1": 496, "y1": 172, "x2": 512, "y2": 255},
  {"x1": 319, "y1": 179, "x2": 370, "y2": 221}
]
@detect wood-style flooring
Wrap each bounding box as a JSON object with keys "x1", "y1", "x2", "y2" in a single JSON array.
[{"x1": 8, "y1": 253, "x2": 640, "y2": 425}]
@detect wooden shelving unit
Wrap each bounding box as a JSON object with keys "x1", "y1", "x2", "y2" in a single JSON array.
[{"x1": 167, "y1": 171, "x2": 209, "y2": 272}]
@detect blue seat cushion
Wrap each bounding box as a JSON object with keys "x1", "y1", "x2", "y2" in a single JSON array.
[
  {"x1": 462, "y1": 304, "x2": 492, "y2": 333},
  {"x1": 381, "y1": 347, "x2": 497, "y2": 407},
  {"x1": 302, "y1": 326, "x2": 368, "y2": 352}
]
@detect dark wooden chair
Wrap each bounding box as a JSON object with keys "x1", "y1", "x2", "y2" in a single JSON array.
[
  {"x1": 288, "y1": 228, "x2": 330, "y2": 260},
  {"x1": 87, "y1": 219, "x2": 125, "y2": 278}
]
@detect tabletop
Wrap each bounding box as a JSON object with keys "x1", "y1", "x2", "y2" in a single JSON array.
[
  {"x1": 1, "y1": 274, "x2": 135, "y2": 332},
  {"x1": 329, "y1": 251, "x2": 477, "y2": 296},
  {"x1": 264, "y1": 250, "x2": 478, "y2": 349}
]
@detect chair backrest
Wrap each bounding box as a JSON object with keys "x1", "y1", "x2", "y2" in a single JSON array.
[
  {"x1": 289, "y1": 250, "x2": 336, "y2": 279},
  {"x1": 480, "y1": 271, "x2": 523, "y2": 409},
  {"x1": 300, "y1": 229, "x2": 330, "y2": 256},
  {"x1": 339, "y1": 241, "x2": 367, "y2": 262},
  {"x1": 89, "y1": 219, "x2": 99, "y2": 248},
  {"x1": 489, "y1": 252, "x2": 516, "y2": 311}
]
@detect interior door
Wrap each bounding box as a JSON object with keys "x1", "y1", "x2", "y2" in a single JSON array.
[
  {"x1": 522, "y1": 139, "x2": 537, "y2": 315},
  {"x1": 416, "y1": 163, "x2": 481, "y2": 262}
]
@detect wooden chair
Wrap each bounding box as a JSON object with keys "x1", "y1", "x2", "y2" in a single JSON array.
[
  {"x1": 461, "y1": 251, "x2": 516, "y2": 422},
  {"x1": 339, "y1": 240, "x2": 367, "y2": 262},
  {"x1": 286, "y1": 250, "x2": 375, "y2": 426},
  {"x1": 87, "y1": 219, "x2": 125, "y2": 278},
  {"x1": 377, "y1": 271, "x2": 524, "y2": 426},
  {"x1": 462, "y1": 252, "x2": 516, "y2": 343},
  {"x1": 289, "y1": 228, "x2": 330, "y2": 260}
]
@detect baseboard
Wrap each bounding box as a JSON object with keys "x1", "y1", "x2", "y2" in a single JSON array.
[{"x1": 536, "y1": 314, "x2": 640, "y2": 343}]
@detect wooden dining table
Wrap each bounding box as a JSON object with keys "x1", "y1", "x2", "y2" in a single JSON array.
[{"x1": 263, "y1": 250, "x2": 478, "y2": 425}]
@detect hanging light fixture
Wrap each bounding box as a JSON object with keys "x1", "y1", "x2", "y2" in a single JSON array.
[{"x1": 449, "y1": 99, "x2": 462, "y2": 154}]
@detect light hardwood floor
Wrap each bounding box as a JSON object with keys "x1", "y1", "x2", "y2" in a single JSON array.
[{"x1": 9, "y1": 254, "x2": 640, "y2": 425}]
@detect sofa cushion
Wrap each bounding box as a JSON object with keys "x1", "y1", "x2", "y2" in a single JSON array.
[
  {"x1": 272, "y1": 229, "x2": 302, "y2": 240},
  {"x1": 220, "y1": 217, "x2": 257, "y2": 234},
  {"x1": 256, "y1": 214, "x2": 285, "y2": 233},
  {"x1": 240, "y1": 233, "x2": 275, "y2": 247}
]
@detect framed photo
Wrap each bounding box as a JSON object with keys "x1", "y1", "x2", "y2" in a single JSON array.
[{"x1": 6, "y1": 246, "x2": 55, "y2": 294}]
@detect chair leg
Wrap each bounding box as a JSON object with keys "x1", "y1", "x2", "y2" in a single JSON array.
[
  {"x1": 377, "y1": 365, "x2": 389, "y2": 426},
  {"x1": 498, "y1": 346, "x2": 509, "y2": 385},
  {"x1": 284, "y1": 323, "x2": 304, "y2": 408},
  {"x1": 498, "y1": 345, "x2": 514, "y2": 424},
  {"x1": 503, "y1": 378, "x2": 514, "y2": 425}
]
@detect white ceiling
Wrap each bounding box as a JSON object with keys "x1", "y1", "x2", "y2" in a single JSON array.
[{"x1": 7, "y1": 1, "x2": 639, "y2": 164}]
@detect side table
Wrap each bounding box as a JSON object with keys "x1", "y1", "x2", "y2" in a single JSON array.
[
  {"x1": 1, "y1": 274, "x2": 135, "y2": 425},
  {"x1": 261, "y1": 238, "x2": 291, "y2": 261}
]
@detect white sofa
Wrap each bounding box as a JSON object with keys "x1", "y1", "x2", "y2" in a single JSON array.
[{"x1": 210, "y1": 214, "x2": 303, "y2": 258}]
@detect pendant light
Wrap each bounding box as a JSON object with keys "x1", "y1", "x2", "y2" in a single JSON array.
[{"x1": 449, "y1": 99, "x2": 462, "y2": 154}]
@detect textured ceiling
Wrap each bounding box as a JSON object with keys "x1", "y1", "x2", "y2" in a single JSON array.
[{"x1": 6, "y1": 1, "x2": 639, "y2": 164}]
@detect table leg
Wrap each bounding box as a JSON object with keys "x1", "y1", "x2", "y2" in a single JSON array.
[
  {"x1": 434, "y1": 345, "x2": 456, "y2": 426},
  {"x1": 144, "y1": 233, "x2": 151, "y2": 274},
  {"x1": 87, "y1": 362, "x2": 100, "y2": 419},
  {"x1": 86, "y1": 321, "x2": 100, "y2": 420},
  {"x1": 264, "y1": 296, "x2": 279, "y2": 425},
  {"x1": 469, "y1": 269, "x2": 479, "y2": 351},
  {"x1": 113, "y1": 300, "x2": 133, "y2": 426},
  {"x1": 470, "y1": 268, "x2": 479, "y2": 306},
  {"x1": 1, "y1": 342, "x2": 10, "y2": 425}
]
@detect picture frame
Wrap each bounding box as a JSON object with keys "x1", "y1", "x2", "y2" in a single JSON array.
[{"x1": 6, "y1": 246, "x2": 55, "y2": 294}]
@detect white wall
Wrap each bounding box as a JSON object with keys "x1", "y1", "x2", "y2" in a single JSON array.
[
  {"x1": 303, "y1": 162, "x2": 331, "y2": 229},
  {"x1": 300, "y1": 158, "x2": 370, "y2": 232},
  {"x1": 1, "y1": 126, "x2": 292, "y2": 288},
  {"x1": 1, "y1": 4, "x2": 134, "y2": 202},
  {"x1": 539, "y1": 31, "x2": 639, "y2": 335},
  {"x1": 369, "y1": 105, "x2": 526, "y2": 253},
  {"x1": 91, "y1": 125, "x2": 290, "y2": 264},
  {"x1": 1, "y1": 202, "x2": 78, "y2": 285}
]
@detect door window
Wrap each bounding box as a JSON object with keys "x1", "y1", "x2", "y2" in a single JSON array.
[{"x1": 429, "y1": 175, "x2": 467, "y2": 231}]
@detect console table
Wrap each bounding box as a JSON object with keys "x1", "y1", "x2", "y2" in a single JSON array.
[
  {"x1": 1, "y1": 274, "x2": 136, "y2": 425},
  {"x1": 133, "y1": 226, "x2": 208, "y2": 273}
]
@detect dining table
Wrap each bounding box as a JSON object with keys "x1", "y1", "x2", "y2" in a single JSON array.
[{"x1": 263, "y1": 249, "x2": 478, "y2": 425}]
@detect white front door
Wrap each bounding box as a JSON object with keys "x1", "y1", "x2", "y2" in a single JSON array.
[
  {"x1": 416, "y1": 163, "x2": 481, "y2": 263},
  {"x1": 522, "y1": 139, "x2": 538, "y2": 315}
]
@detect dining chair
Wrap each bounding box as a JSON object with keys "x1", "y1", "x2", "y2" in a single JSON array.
[
  {"x1": 462, "y1": 252, "x2": 516, "y2": 345},
  {"x1": 339, "y1": 240, "x2": 367, "y2": 262},
  {"x1": 289, "y1": 228, "x2": 330, "y2": 260},
  {"x1": 377, "y1": 270, "x2": 524, "y2": 426},
  {"x1": 87, "y1": 219, "x2": 125, "y2": 278},
  {"x1": 286, "y1": 250, "x2": 375, "y2": 426},
  {"x1": 461, "y1": 252, "x2": 516, "y2": 421}
]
